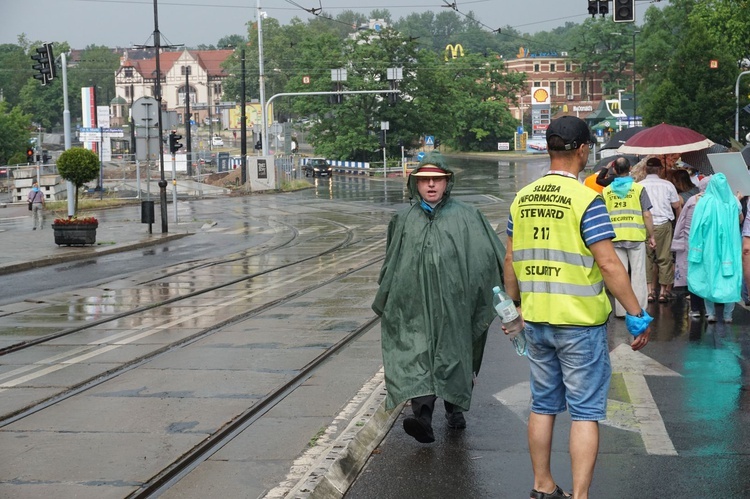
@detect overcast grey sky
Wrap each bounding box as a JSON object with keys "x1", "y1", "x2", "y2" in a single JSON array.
[{"x1": 1, "y1": 0, "x2": 660, "y2": 49}]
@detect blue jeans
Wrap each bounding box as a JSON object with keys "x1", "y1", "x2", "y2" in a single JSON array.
[{"x1": 525, "y1": 322, "x2": 611, "y2": 421}]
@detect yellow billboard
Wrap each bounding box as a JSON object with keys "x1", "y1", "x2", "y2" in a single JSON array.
[{"x1": 227, "y1": 103, "x2": 274, "y2": 130}]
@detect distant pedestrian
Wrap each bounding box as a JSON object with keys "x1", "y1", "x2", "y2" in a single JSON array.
[
  {"x1": 602, "y1": 156, "x2": 657, "y2": 317},
  {"x1": 639, "y1": 157, "x2": 681, "y2": 302},
  {"x1": 372, "y1": 151, "x2": 506, "y2": 444},
  {"x1": 504, "y1": 116, "x2": 651, "y2": 499},
  {"x1": 687, "y1": 173, "x2": 742, "y2": 323},
  {"x1": 27, "y1": 181, "x2": 45, "y2": 230},
  {"x1": 671, "y1": 177, "x2": 710, "y2": 317},
  {"x1": 670, "y1": 168, "x2": 698, "y2": 205}
]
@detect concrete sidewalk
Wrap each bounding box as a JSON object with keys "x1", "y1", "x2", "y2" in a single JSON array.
[{"x1": 0, "y1": 201, "x2": 193, "y2": 275}]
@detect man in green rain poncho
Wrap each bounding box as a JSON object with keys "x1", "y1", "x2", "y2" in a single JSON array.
[{"x1": 372, "y1": 152, "x2": 506, "y2": 444}]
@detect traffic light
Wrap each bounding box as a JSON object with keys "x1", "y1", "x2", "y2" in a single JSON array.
[
  {"x1": 434, "y1": 138, "x2": 441, "y2": 149},
  {"x1": 597, "y1": 0, "x2": 609, "y2": 16},
  {"x1": 379, "y1": 130, "x2": 386, "y2": 148},
  {"x1": 588, "y1": 0, "x2": 598, "y2": 16},
  {"x1": 30, "y1": 43, "x2": 55, "y2": 86},
  {"x1": 26, "y1": 148, "x2": 34, "y2": 162},
  {"x1": 168, "y1": 131, "x2": 183, "y2": 154},
  {"x1": 613, "y1": 0, "x2": 635, "y2": 22}
]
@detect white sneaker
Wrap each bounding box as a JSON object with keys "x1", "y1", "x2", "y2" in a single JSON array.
[
  {"x1": 689, "y1": 310, "x2": 701, "y2": 317},
  {"x1": 724, "y1": 317, "x2": 733, "y2": 323},
  {"x1": 706, "y1": 314, "x2": 717, "y2": 322}
]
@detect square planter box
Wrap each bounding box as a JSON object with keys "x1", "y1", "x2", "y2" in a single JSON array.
[{"x1": 51, "y1": 223, "x2": 98, "y2": 246}]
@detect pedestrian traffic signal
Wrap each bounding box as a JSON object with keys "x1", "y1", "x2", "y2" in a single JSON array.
[
  {"x1": 434, "y1": 138, "x2": 441, "y2": 149},
  {"x1": 613, "y1": 0, "x2": 635, "y2": 22},
  {"x1": 597, "y1": 0, "x2": 609, "y2": 16},
  {"x1": 30, "y1": 43, "x2": 55, "y2": 86},
  {"x1": 254, "y1": 134, "x2": 262, "y2": 151},
  {"x1": 168, "y1": 131, "x2": 183, "y2": 154},
  {"x1": 26, "y1": 148, "x2": 34, "y2": 162},
  {"x1": 379, "y1": 130, "x2": 386, "y2": 148}
]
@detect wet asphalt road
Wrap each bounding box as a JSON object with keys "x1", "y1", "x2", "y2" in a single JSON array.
[{"x1": 2, "y1": 156, "x2": 749, "y2": 498}]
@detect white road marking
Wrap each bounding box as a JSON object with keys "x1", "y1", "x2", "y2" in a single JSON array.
[{"x1": 493, "y1": 344, "x2": 681, "y2": 456}]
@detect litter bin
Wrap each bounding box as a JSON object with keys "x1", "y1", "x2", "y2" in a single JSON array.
[{"x1": 141, "y1": 200, "x2": 155, "y2": 224}]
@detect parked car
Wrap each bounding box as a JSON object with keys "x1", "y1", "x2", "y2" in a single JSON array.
[
  {"x1": 303, "y1": 158, "x2": 333, "y2": 177},
  {"x1": 211, "y1": 135, "x2": 224, "y2": 147}
]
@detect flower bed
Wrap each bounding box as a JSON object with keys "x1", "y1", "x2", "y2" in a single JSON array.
[{"x1": 52, "y1": 216, "x2": 99, "y2": 225}]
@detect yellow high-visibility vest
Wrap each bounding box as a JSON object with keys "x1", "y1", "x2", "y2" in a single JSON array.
[
  {"x1": 602, "y1": 181, "x2": 647, "y2": 242},
  {"x1": 510, "y1": 174, "x2": 611, "y2": 326}
]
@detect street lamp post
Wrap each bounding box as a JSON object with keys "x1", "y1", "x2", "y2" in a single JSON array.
[
  {"x1": 612, "y1": 30, "x2": 639, "y2": 126},
  {"x1": 632, "y1": 31, "x2": 638, "y2": 125},
  {"x1": 735, "y1": 70, "x2": 750, "y2": 141}
]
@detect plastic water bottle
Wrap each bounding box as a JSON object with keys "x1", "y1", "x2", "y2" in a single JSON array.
[{"x1": 492, "y1": 286, "x2": 526, "y2": 356}]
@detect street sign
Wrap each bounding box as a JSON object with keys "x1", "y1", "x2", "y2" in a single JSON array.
[
  {"x1": 302, "y1": 75, "x2": 310, "y2": 84},
  {"x1": 132, "y1": 96, "x2": 161, "y2": 162},
  {"x1": 424, "y1": 135, "x2": 434, "y2": 146},
  {"x1": 497, "y1": 142, "x2": 510, "y2": 151},
  {"x1": 417, "y1": 152, "x2": 425, "y2": 161},
  {"x1": 78, "y1": 127, "x2": 124, "y2": 141}
]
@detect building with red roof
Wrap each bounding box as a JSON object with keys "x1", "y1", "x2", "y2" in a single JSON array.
[{"x1": 114, "y1": 48, "x2": 234, "y2": 129}]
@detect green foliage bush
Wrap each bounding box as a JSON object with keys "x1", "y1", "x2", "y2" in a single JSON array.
[{"x1": 56, "y1": 147, "x2": 100, "y2": 214}]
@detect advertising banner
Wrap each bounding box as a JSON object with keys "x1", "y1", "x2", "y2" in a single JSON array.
[{"x1": 227, "y1": 103, "x2": 274, "y2": 130}]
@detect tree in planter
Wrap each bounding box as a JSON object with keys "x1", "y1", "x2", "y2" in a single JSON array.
[{"x1": 56, "y1": 147, "x2": 99, "y2": 216}]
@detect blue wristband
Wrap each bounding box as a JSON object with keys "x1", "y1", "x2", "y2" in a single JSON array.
[{"x1": 625, "y1": 308, "x2": 653, "y2": 337}]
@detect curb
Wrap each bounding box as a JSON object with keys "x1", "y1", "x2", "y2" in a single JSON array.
[
  {"x1": 0, "y1": 232, "x2": 191, "y2": 276},
  {"x1": 265, "y1": 370, "x2": 402, "y2": 499}
]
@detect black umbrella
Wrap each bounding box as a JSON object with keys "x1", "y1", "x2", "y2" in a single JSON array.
[
  {"x1": 593, "y1": 154, "x2": 639, "y2": 172},
  {"x1": 680, "y1": 143, "x2": 730, "y2": 175},
  {"x1": 602, "y1": 126, "x2": 648, "y2": 150}
]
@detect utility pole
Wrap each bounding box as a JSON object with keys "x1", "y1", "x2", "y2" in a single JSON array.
[
  {"x1": 240, "y1": 47, "x2": 247, "y2": 185},
  {"x1": 61, "y1": 52, "x2": 75, "y2": 217},
  {"x1": 258, "y1": 0, "x2": 268, "y2": 157},
  {"x1": 152, "y1": 0, "x2": 168, "y2": 233},
  {"x1": 185, "y1": 67, "x2": 192, "y2": 176}
]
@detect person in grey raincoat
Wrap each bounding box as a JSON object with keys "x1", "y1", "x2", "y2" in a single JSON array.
[{"x1": 372, "y1": 151, "x2": 506, "y2": 444}]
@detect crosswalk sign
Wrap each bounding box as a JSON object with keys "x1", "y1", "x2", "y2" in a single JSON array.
[{"x1": 424, "y1": 135, "x2": 434, "y2": 146}]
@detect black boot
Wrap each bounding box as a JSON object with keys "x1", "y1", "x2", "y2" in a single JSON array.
[
  {"x1": 444, "y1": 401, "x2": 466, "y2": 429},
  {"x1": 404, "y1": 395, "x2": 436, "y2": 443}
]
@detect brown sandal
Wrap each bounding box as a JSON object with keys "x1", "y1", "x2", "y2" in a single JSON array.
[{"x1": 648, "y1": 292, "x2": 656, "y2": 302}]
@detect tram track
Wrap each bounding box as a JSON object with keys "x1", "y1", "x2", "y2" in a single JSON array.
[{"x1": 0, "y1": 210, "x2": 386, "y2": 356}]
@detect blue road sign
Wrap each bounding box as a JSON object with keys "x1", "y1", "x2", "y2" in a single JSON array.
[
  {"x1": 424, "y1": 135, "x2": 434, "y2": 146},
  {"x1": 417, "y1": 152, "x2": 426, "y2": 161}
]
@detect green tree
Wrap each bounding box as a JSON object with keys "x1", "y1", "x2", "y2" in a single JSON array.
[
  {"x1": 217, "y1": 34, "x2": 246, "y2": 49},
  {"x1": 18, "y1": 76, "x2": 63, "y2": 130},
  {"x1": 0, "y1": 102, "x2": 32, "y2": 165},
  {"x1": 637, "y1": 0, "x2": 737, "y2": 142},
  {"x1": 566, "y1": 17, "x2": 636, "y2": 99},
  {"x1": 0, "y1": 36, "x2": 33, "y2": 109},
  {"x1": 56, "y1": 147, "x2": 100, "y2": 214}
]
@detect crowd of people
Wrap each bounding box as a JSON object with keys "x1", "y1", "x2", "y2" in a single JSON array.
[{"x1": 593, "y1": 151, "x2": 746, "y2": 323}]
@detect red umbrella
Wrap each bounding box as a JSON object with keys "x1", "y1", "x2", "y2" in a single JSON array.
[{"x1": 617, "y1": 123, "x2": 714, "y2": 155}]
